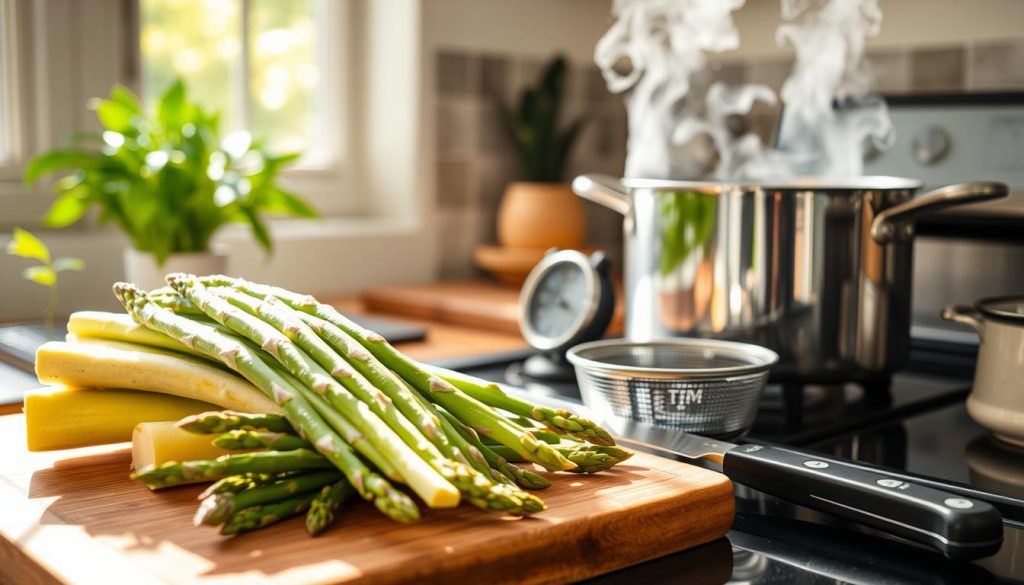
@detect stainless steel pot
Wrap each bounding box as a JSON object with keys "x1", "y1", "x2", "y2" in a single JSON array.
[
  {"x1": 943, "y1": 298, "x2": 1024, "y2": 447},
  {"x1": 573, "y1": 174, "x2": 1008, "y2": 379}
]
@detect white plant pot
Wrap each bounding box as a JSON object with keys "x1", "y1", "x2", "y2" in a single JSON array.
[{"x1": 123, "y1": 247, "x2": 228, "y2": 291}]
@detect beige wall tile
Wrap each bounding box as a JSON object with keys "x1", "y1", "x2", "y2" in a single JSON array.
[
  {"x1": 437, "y1": 100, "x2": 479, "y2": 155},
  {"x1": 911, "y1": 46, "x2": 965, "y2": 92},
  {"x1": 437, "y1": 51, "x2": 478, "y2": 96},
  {"x1": 746, "y1": 58, "x2": 791, "y2": 93},
  {"x1": 478, "y1": 102, "x2": 512, "y2": 155},
  {"x1": 867, "y1": 49, "x2": 910, "y2": 94},
  {"x1": 969, "y1": 38, "x2": 1024, "y2": 90},
  {"x1": 479, "y1": 55, "x2": 510, "y2": 100},
  {"x1": 436, "y1": 158, "x2": 471, "y2": 209}
]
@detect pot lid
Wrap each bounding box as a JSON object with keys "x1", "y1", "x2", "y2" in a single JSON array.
[{"x1": 978, "y1": 296, "x2": 1024, "y2": 324}]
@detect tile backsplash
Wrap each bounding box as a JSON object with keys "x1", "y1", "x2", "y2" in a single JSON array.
[
  {"x1": 709, "y1": 36, "x2": 1024, "y2": 97},
  {"x1": 434, "y1": 37, "x2": 1024, "y2": 280},
  {"x1": 434, "y1": 49, "x2": 626, "y2": 280}
]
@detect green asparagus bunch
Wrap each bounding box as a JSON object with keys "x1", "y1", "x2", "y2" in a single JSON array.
[{"x1": 113, "y1": 273, "x2": 626, "y2": 538}]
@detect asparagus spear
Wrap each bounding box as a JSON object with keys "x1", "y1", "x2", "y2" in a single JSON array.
[
  {"x1": 479, "y1": 423, "x2": 567, "y2": 445},
  {"x1": 222, "y1": 491, "x2": 319, "y2": 535},
  {"x1": 148, "y1": 288, "x2": 205, "y2": 316},
  {"x1": 165, "y1": 274, "x2": 459, "y2": 509},
  {"x1": 487, "y1": 443, "x2": 634, "y2": 474},
  {"x1": 232, "y1": 334, "x2": 405, "y2": 483},
  {"x1": 212, "y1": 286, "x2": 540, "y2": 514},
  {"x1": 296, "y1": 312, "x2": 493, "y2": 476},
  {"x1": 196, "y1": 470, "x2": 344, "y2": 526},
  {"x1": 438, "y1": 409, "x2": 552, "y2": 490},
  {"x1": 131, "y1": 449, "x2": 333, "y2": 490},
  {"x1": 114, "y1": 283, "x2": 419, "y2": 523},
  {"x1": 429, "y1": 367, "x2": 615, "y2": 446},
  {"x1": 307, "y1": 479, "x2": 357, "y2": 536},
  {"x1": 213, "y1": 429, "x2": 313, "y2": 451},
  {"x1": 178, "y1": 411, "x2": 295, "y2": 435},
  {"x1": 198, "y1": 276, "x2": 575, "y2": 472},
  {"x1": 298, "y1": 375, "x2": 404, "y2": 482},
  {"x1": 199, "y1": 472, "x2": 298, "y2": 499},
  {"x1": 393, "y1": 373, "x2": 530, "y2": 489}
]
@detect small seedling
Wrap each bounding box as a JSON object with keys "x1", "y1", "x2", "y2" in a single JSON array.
[{"x1": 6, "y1": 228, "x2": 84, "y2": 334}]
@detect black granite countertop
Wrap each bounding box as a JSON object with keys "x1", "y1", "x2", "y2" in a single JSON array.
[{"x1": 445, "y1": 350, "x2": 1024, "y2": 584}]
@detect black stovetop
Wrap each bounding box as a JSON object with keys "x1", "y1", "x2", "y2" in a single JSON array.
[{"x1": 435, "y1": 344, "x2": 1024, "y2": 584}]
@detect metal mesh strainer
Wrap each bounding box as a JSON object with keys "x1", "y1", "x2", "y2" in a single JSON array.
[{"x1": 566, "y1": 338, "x2": 779, "y2": 439}]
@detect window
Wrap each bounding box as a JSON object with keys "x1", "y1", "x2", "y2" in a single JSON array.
[
  {"x1": 0, "y1": 0, "x2": 353, "y2": 223},
  {"x1": 140, "y1": 0, "x2": 342, "y2": 170},
  {"x1": 0, "y1": 0, "x2": 10, "y2": 165}
]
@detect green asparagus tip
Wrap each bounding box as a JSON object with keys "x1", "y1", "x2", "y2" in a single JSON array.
[
  {"x1": 510, "y1": 465, "x2": 552, "y2": 490},
  {"x1": 305, "y1": 480, "x2": 355, "y2": 536},
  {"x1": 194, "y1": 493, "x2": 234, "y2": 526}
]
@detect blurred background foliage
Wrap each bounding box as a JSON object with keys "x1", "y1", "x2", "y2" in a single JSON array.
[{"x1": 140, "y1": 0, "x2": 324, "y2": 158}]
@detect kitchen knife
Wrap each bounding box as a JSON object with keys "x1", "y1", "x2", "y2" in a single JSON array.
[{"x1": 597, "y1": 415, "x2": 1004, "y2": 561}]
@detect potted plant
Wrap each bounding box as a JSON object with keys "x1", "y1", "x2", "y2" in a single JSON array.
[
  {"x1": 496, "y1": 55, "x2": 587, "y2": 250},
  {"x1": 25, "y1": 79, "x2": 317, "y2": 289}
]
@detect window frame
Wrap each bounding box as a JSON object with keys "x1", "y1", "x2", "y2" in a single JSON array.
[
  {"x1": 0, "y1": 0, "x2": 75, "y2": 227},
  {"x1": 0, "y1": 0, "x2": 9, "y2": 167},
  {"x1": 0, "y1": 0, "x2": 28, "y2": 181}
]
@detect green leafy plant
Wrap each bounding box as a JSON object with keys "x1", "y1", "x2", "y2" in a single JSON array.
[
  {"x1": 498, "y1": 55, "x2": 586, "y2": 182},
  {"x1": 5, "y1": 228, "x2": 84, "y2": 333},
  {"x1": 24, "y1": 79, "x2": 318, "y2": 265}
]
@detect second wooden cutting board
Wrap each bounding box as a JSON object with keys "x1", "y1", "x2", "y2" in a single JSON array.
[{"x1": 360, "y1": 281, "x2": 625, "y2": 336}]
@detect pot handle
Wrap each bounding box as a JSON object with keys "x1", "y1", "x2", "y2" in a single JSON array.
[
  {"x1": 941, "y1": 304, "x2": 984, "y2": 339},
  {"x1": 572, "y1": 175, "x2": 631, "y2": 216},
  {"x1": 870, "y1": 182, "x2": 1008, "y2": 243}
]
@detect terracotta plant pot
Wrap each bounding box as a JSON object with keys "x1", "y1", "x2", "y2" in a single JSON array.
[
  {"x1": 497, "y1": 182, "x2": 585, "y2": 249},
  {"x1": 124, "y1": 247, "x2": 228, "y2": 291}
]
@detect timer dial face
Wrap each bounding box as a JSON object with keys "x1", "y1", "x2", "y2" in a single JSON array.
[{"x1": 528, "y1": 261, "x2": 589, "y2": 342}]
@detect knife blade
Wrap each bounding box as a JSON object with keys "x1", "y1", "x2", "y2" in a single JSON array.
[
  {"x1": 497, "y1": 385, "x2": 1005, "y2": 559},
  {"x1": 595, "y1": 413, "x2": 1004, "y2": 561}
]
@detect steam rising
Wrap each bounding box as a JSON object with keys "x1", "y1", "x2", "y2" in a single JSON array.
[
  {"x1": 595, "y1": 0, "x2": 746, "y2": 178},
  {"x1": 596, "y1": 0, "x2": 893, "y2": 181}
]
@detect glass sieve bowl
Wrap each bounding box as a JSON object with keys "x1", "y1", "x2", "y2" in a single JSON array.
[{"x1": 566, "y1": 338, "x2": 779, "y2": 439}]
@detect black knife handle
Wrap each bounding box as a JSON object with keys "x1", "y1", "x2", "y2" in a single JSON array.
[{"x1": 722, "y1": 445, "x2": 1003, "y2": 560}]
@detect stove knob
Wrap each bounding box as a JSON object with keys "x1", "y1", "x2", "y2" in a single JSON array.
[{"x1": 911, "y1": 125, "x2": 952, "y2": 165}]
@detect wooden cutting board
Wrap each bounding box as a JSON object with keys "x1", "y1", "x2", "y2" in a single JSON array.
[
  {"x1": 359, "y1": 281, "x2": 625, "y2": 337},
  {"x1": 0, "y1": 414, "x2": 734, "y2": 585}
]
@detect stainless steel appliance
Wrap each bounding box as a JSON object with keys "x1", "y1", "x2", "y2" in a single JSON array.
[
  {"x1": 861, "y1": 93, "x2": 1024, "y2": 344},
  {"x1": 572, "y1": 174, "x2": 1006, "y2": 379}
]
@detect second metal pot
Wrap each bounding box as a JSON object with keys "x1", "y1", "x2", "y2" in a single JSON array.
[
  {"x1": 943, "y1": 298, "x2": 1024, "y2": 447},
  {"x1": 573, "y1": 174, "x2": 1007, "y2": 379}
]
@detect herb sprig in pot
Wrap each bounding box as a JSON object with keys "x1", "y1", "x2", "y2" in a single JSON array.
[{"x1": 25, "y1": 79, "x2": 317, "y2": 288}]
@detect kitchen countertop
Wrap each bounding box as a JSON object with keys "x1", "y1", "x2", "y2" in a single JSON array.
[
  {"x1": 4, "y1": 290, "x2": 1022, "y2": 583},
  {"x1": 0, "y1": 294, "x2": 529, "y2": 412},
  {"x1": 326, "y1": 293, "x2": 530, "y2": 361}
]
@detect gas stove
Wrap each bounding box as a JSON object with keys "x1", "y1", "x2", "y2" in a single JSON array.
[{"x1": 432, "y1": 339, "x2": 1024, "y2": 583}]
